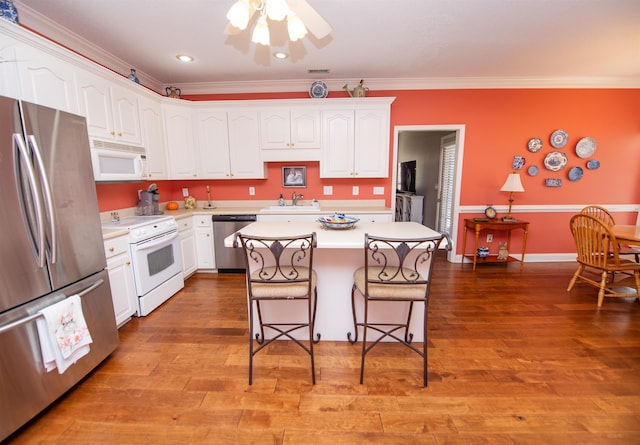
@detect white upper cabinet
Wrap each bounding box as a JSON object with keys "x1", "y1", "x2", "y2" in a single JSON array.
[
  {"x1": 163, "y1": 102, "x2": 198, "y2": 179},
  {"x1": 139, "y1": 95, "x2": 167, "y2": 179},
  {"x1": 227, "y1": 110, "x2": 266, "y2": 179},
  {"x1": 320, "y1": 100, "x2": 392, "y2": 178},
  {"x1": 260, "y1": 108, "x2": 320, "y2": 149},
  {"x1": 15, "y1": 41, "x2": 79, "y2": 114},
  {"x1": 195, "y1": 110, "x2": 230, "y2": 178},
  {"x1": 76, "y1": 70, "x2": 142, "y2": 145},
  {"x1": 0, "y1": 31, "x2": 20, "y2": 100}
]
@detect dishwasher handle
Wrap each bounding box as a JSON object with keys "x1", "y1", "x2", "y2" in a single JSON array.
[{"x1": 212, "y1": 214, "x2": 257, "y2": 222}]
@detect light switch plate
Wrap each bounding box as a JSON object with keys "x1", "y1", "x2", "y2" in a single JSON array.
[
  {"x1": 352, "y1": 186, "x2": 359, "y2": 195},
  {"x1": 182, "y1": 188, "x2": 189, "y2": 197},
  {"x1": 373, "y1": 186, "x2": 385, "y2": 195},
  {"x1": 249, "y1": 186, "x2": 255, "y2": 195},
  {"x1": 323, "y1": 186, "x2": 333, "y2": 195}
]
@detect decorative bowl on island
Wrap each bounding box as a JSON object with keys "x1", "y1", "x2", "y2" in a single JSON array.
[{"x1": 317, "y1": 213, "x2": 359, "y2": 230}]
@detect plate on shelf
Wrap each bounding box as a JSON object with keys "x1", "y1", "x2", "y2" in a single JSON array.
[
  {"x1": 568, "y1": 166, "x2": 584, "y2": 181},
  {"x1": 309, "y1": 80, "x2": 328, "y2": 98},
  {"x1": 317, "y1": 214, "x2": 359, "y2": 230},
  {"x1": 527, "y1": 137, "x2": 542, "y2": 152},
  {"x1": 575, "y1": 137, "x2": 596, "y2": 158},
  {"x1": 550, "y1": 129, "x2": 568, "y2": 148},
  {"x1": 544, "y1": 151, "x2": 568, "y2": 171}
]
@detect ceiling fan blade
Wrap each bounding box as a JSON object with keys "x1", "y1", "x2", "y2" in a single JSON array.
[{"x1": 287, "y1": 0, "x2": 332, "y2": 39}]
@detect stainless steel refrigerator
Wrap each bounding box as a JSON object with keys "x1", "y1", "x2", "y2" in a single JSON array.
[{"x1": 0, "y1": 96, "x2": 119, "y2": 441}]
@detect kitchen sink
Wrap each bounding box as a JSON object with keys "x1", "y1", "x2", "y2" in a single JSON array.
[{"x1": 261, "y1": 205, "x2": 320, "y2": 212}]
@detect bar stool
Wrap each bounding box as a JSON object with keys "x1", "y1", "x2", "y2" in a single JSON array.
[
  {"x1": 234, "y1": 232, "x2": 319, "y2": 385},
  {"x1": 347, "y1": 233, "x2": 447, "y2": 386}
]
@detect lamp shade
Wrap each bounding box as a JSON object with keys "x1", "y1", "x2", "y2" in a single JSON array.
[{"x1": 500, "y1": 173, "x2": 525, "y2": 193}]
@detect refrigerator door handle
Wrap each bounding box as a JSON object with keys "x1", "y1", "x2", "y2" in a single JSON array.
[
  {"x1": 27, "y1": 134, "x2": 57, "y2": 264},
  {"x1": 14, "y1": 133, "x2": 46, "y2": 268},
  {"x1": 0, "y1": 278, "x2": 105, "y2": 335}
]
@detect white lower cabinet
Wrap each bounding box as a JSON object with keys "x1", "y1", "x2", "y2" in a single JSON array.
[
  {"x1": 177, "y1": 217, "x2": 197, "y2": 277},
  {"x1": 104, "y1": 235, "x2": 137, "y2": 327},
  {"x1": 194, "y1": 216, "x2": 215, "y2": 270}
]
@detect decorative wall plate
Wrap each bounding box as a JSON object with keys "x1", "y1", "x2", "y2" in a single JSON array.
[
  {"x1": 527, "y1": 165, "x2": 539, "y2": 176},
  {"x1": 550, "y1": 129, "x2": 568, "y2": 148},
  {"x1": 568, "y1": 166, "x2": 584, "y2": 181},
  {"x1": 309, "y1": 80, "x2": 328, "y2": 98},
  {"x1": 545, "y1": 178, "x2": 562, "y2": 187},
  {"x1": 527, "y1": 137, "x2": 542, "y2": 152},
  {"x1": 575, "y1": 137, "x2": 596, "y2": 158},
  {"x1": 544, "y1": 151, "x2": 568, "y2": 171},
  {"x1": 586, "y1": 159, "x2": 600, "y2": 170}
]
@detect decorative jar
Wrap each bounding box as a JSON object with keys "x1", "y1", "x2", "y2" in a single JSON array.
[
  {"x1": 477, "y1": 246, "x2": 490, "y2": 259},
  {"x1": 0, "y1": 0, "x2": 19, "y2": 24}
]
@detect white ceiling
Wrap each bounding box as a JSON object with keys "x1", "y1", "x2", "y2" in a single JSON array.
[{"x1": 13, "y1": 0, "x2": 640, "y2": 94}]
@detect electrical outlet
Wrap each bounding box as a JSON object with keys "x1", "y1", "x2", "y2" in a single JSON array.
[
  {"x1": 182, "y1": 188, "x2": 189, "y2": 197},
  {"x1": 352, "y1": 186, "x2": 359, "y2": 195},
  {"x1": 486, "y1": 234, "x2": 493, "y2": 243},
  {"x1": 373, "y1": 186, "x2": 384, "y2": 195},
  {"x1": 323, "y1": 185, "x2": 333, "y2": 195},
  {"x1": 248, "y1": 186, "x2": 255, "y2": 196}
]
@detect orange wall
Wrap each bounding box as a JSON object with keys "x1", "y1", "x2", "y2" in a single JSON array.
[{"x1": 96, "y1": 88, "x2": 640, "y2": 255}]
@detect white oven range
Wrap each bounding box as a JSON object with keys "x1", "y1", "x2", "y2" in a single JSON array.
[{"x1": 103, "y1": 215, "x2": 184, "y2": 316}]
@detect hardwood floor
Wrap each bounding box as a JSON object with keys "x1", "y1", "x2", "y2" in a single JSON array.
[{"x1": 6, "y1": 257, "x2": 640, "y2": 444}]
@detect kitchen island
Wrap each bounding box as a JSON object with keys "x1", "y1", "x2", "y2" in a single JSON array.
[{"x1": 224, "y1": 221, "x2": 442, "y2": 341}]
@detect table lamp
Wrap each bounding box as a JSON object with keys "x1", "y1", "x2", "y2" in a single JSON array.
[{"x1": 500, "y1": 172, "x2": 524, "y2": 221}]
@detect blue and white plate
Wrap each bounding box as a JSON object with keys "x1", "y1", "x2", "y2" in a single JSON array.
[
  {"x1": 527, "y1": 165, "x2": 539, "y2": 176},
  {"x1": 576, "y1": 137, "x2": 596, "y2": 158},
  {"x1": 545, "y1": 178, "x2": 562, "y2": 187},
  {"x1": 309, "y1": 80, "x2": 328, "y2": 98},
  {"x1": 550, "y1": 129, "x2": 568, "y2": 148},
  {"x1": 586, "y1": 159, "x2": 600, "y2": 170},
  {"x1": 527, "y1": 137, "x2": 542, "y2": 153},
  {"x1": 544, "y1": 151, "x2": 568, "y2": 171},
  {"x1": 568, "y1": 166, "x2": 583, "y2": 181}
]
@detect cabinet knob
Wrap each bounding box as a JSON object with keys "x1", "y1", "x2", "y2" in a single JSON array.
[
  {"x1": 206, "y1": 233, "x2": 210, "y2": 237},
  {"x1": 110, "y1": 131, "x2": 115, "y2": 136},
  {"x1": 117, "y1": 132, "x2": 123, "y2": 136},
  {"x1": 125, "y1": 261, "x2": 130, "y2": 266},
  {"x1": 108, "y1": 247, "x2": 114, "y2": 252}
]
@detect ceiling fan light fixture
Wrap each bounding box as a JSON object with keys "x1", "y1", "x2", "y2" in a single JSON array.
[
  {"x1": 287, "y1": 11, "x2": 307, "y2": 41},
  {"x1": 226, "y1": 0, "x2": 251, "y2": 30},
  {"x1": 251, "y1": 14, "x2": 270, "y2": 46},
  {"x1": 266, "y1": 0, "x2": 288, "y2": 21}
]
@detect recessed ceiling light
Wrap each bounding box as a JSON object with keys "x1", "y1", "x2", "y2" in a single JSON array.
[
  {"x1": 273, "y1": 51, "x2": 289, "y2": 60},
  {"x1": 176, "y1": 54, "x2": 194, "y2": 63}
]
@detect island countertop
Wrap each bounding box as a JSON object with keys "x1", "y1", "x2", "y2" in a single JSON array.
[{"x1": 224, "y1": 221, "x2": 441, "y2": 248}]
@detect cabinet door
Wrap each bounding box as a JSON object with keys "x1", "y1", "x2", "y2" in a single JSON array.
[
  {"x1": 106, "y1": 253, "x2": 137, "y2": 326},
  {"x1": 320, "y1": 110, "x2": 355, "y2": 178},
  {"x1": 110, "y1": 83, "x2": 142, "y2": 145},
  {"x1": 139, "y1": 96, "x2": 167, "y2": 179},
  {"x1": 259, "y1": 109, "x2": 290, "y2": 149},
  {"x1": 227, "y1": 111, "x2": 265, "y2": 179},
  {"x1": 354, "y1": 108, "x2": 389, "y2": 178},
  {"x1": 195, "y1": 227, "x2": 215, "y2": 269},
  {"x1": 195, "y1": 110, "x2": 230, "y2": 178},
  {"x1": 17, "y1": 43, "x2": 78, "y2": 113},
  {"x1": 290, "y1": 109, "x2": 320, "y2": 149},
  {"x1": 0, "y1": 35, "x2": 20, "y2": 99},
  {"x1": 164, "y1": 103, "x2": 198, "y2": 179},
  {"x1": 76, "y1": 70, "x2": 115, "y2": 139},
  {"x1": 179, "y1": 229, "x2": 197, "y2": 277}
]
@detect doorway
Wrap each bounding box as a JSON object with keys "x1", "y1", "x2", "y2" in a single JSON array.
[{"x1": 392, "y1": 125, "x2": 466, "y2": 263}]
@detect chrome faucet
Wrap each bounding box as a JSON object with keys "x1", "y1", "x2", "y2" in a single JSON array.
[{"x1": 292, "y1": 191, "x2": 304, "y2": 206}]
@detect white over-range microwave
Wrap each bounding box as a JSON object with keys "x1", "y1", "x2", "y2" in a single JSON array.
[{"x1": 90, "y1": 139, "x2": 148, "y2": 182}]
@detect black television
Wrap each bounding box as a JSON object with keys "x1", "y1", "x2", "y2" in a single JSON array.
[{"x1": 399, "y1": 160, "x2": 416, "y2": 193}]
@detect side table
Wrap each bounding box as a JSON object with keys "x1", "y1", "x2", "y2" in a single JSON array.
[{"x1": 461, "y1": 219, "x2": 529, "y2": 271}]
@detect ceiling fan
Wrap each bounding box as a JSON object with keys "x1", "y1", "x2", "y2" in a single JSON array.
[{"x1": 225, "y1": 0, "x2": 332, "y2": 45}]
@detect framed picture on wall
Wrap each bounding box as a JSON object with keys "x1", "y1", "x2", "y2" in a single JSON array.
[{"x1": 282, "y1": 166, "x2": 307, "y2": 187}]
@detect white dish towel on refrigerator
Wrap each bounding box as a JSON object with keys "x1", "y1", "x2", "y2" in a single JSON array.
[{"x1": 36, "y1": 294, "x2": 93, "y2": 374}]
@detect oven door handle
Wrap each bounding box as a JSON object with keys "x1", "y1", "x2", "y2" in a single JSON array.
[{"x1": 135, "y1": 231, "x2": 179, "y2": 252}]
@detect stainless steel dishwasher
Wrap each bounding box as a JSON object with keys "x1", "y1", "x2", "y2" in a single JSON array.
[{"x1": 212, "y1": 214, "x2": 257, "y2": 272}]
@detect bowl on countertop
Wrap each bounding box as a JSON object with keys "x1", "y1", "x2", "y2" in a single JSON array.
[{"x1": 317, "y1": 213, "x2": 360, "y2": 230}]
